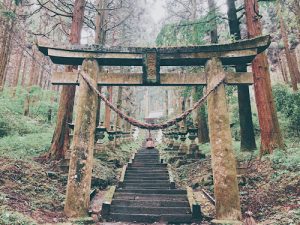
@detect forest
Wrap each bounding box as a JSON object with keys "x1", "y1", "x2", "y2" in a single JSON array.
[{"x1": 0, "y1": 0, "x2": 299, "y2": 224}]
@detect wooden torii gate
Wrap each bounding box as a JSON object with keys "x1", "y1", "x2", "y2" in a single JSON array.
[{"x1": 38, "y1": 35, "x2": 271, "y2": 223}]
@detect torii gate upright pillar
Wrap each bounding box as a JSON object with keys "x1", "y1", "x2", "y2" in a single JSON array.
[
  {"x1": 64, "y1": 59, "x2": 99, "y2": 217},
  {"x1": 206, "y1": 58, "x2": 242, "y2": 223}
]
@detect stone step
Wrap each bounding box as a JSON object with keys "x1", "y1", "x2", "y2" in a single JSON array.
[
  {"x1": 125, "y1": 175, "x2": 169, "y2": 180},
  {"x1": 126, "y1": 171, "x2": 168, "y2": 175},
  {"x1": 126, "y1": 177, "x2": 169, "y2": 181},
  {"x1": 133, "y1": 160, "x2": 160, "y2": 164},
  {"x1": 133, "y1": 158, "x2": 159, "y2": 161},
  {"x1": 126, "y1": 168, "x2": 168, "y2": 172},
  {"x1": 134, "y1": 156, "x2": 159, "y2": 158},
  {"x1": 102, "y1": 147, "x2": 197, "y2": 224},
  {"x1": 111, "y1": 199, "x2": 190, "y2": 208},
  {"x1": 124, "y1": 184, "x2": 170, "y2": 189},
  {"x1": 134, "y1": 153, "x2": 159, "y2": 156},
  {"x1": 114, "y1": 193, "x2": 188, "y2": 201},
  {"x1": 134, "y1": 155, "x2": 160, "y2": 160},
  {"x1": 124, "y1": 180, "x2": 170, "y2": 185},
  {"x1": 136, "y1": 153, "x2": 159, "y2": 155},
  {"x1": 110, "y1": 206, "x2": 191, "y2": 215},
  {"x1": 109, "y1": 213, "x2": 193, "y2": 223},
  {"x1": 130, "y1": 163, "x2": 167, "y2": 167},
  {"x1": 118, "y1": 189, "x2": 186, "y2": 195}
]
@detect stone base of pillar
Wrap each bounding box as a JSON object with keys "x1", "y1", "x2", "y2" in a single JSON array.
[
  {"x1": 115, "y1": 139, "x2": 121, "y2": 148},
  {"x1": 211, "y1": 219, "x2": 242, "y2": 225},
  {"x1": 105, "y1": 142, "x2": 114, "y2": 151},
  {"x1": 179, "y1": 143, "x2": 188, "y2": 155},
  {"x1": 189, "y1": 144, "x2": 200, "y2": 159},
  {"x1": 94, "y1": 143, "x2": 105, "y2": 154},
  {"x1": 173, "y1": 142, "x2": 180, "y2": 151},
  {"x1": 167, "y1": 140, "x2": 174, "y2": 149}
]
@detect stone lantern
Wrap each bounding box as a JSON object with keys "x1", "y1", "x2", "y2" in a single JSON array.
[
  {"x1": 172, "y1": 126, "x2": 180, "y2": 151},
  {"x1": 166, "y1": 130, "x2": 174, "y2": 150},
  {"x1": 115, "y1": 126, "x2": 122, "y2": 147},
  {"x1": 95, "y1": 122, "x2": 107, "y2": 153},
  {"x1": 106, "y1": 125, "x2": 116, "y2": 150},
  {"x1": 178, "y1": 126, "x2": 188, "y2": 155},
  {"x1": 96, "y1": 122, "x2": 107, "y2": 143},
  {"x1": 188, "y1": 124, "x2": 200, "y2": 158}
]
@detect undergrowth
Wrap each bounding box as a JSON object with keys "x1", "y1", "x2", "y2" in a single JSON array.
[
  {"x1": 0, "y1": 209, "x2": 37, "y2": 225},
  {"x1": 0, "y1": 87, "x2": 55, "y2": 159}
]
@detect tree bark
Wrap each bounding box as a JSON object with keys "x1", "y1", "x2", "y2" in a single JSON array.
[
  {"x1": 291, "y1": 50, "x2": 300, "y2": 82},
  {"x1": 165, "y1": 90, "x2": 169, "y2": 117},
  {"x1": 48, "y1": 0, "x2": 85, "y2": 160},
  {"x1": 12, "y1": 48, "x2": 24, "y2": 97},
  {"x1": 278, "y1": 55, "x2": 289, "y2": 84},
  {"x1": 104, "y1": 86, "x2": 113, "y2": 128},
  {"x1": 0, "y1": 2, "x2": 16, "y2": 92},
  {"x1": 28, "y1": 46, "x2": 39, "y2": 86},
  {"x1": 95, "y1": 0, "x2": 108, "y2": 126},
  {"x1": 227, "y1": 0, "x2": 257, "y2": 151},
  {"x1": 293, "y1": 0, "x2": 300, "y2": 39},
  {"x1": 21, "y1": 56, "x2": 28, "y2": 87},
  {"x1": 64, "y1": 59, "x2": 98, "y2": 217},
  {"x1": 244, "y1": 0, "x2": 284, "y2": 155},
  {"x1": 115, "y1": 86, "x2": 123, "y2": 128},
  {"x1": 207, "y1": 0, "x2": 218, "y2": 44},
  {"x1": 278, "y1": 5, "x2": 298, "y2": 90},
  {"x1": 194, "y1": 87, "x2": 210, "y2": 143}
]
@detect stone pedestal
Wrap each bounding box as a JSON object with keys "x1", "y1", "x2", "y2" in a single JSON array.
[
  {"x1": 189, "y1": 143, "x2": 200, "y2": 158},
  {"x1": 179, "y1": 142, "x2": 188, "y2": 155},
  {"x1": 173, "y1": 141, "x2": 180, "y2": 151},
  {"x1": 94, "y1": 143, "x2": 105, "y2": 154},
  {"x1": 115, "y1": 138, "x2": 121, "y2": 148},
  {"x1": 105, "y1": 141, "x2": 114, "y2": 151}
]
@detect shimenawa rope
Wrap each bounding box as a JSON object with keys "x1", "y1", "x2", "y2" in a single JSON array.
[{"x1": 80, "y1": 71, "x2": 226, "y2": 130}]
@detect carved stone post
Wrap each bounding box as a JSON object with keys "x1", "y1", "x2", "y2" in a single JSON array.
[
  {"x1": 64, "y1": 59, "x2": 99, "y2": 217},
  {"x1": 206, "y1": 58, "x2": 242, "y2": 223}
]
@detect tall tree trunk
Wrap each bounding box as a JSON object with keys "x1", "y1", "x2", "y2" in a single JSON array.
[
  {"x1": 95, "y1": 0, "x2": 107, "y2": 126},
  {"x1": 115, "y1": 86, "x2": 123, "y2": 128},
  {"x1": 48, "y1": 0, "x2": 86, "y2": 160},
  {"x1": 227, "y1": 0, "x2": 257, "y2": 151},
  {"x1": 0, "y1": 3, "x2": 16, "y2": 92},
  {"x1": 192, "y1": 1, "x2": 210, "y2": 143},
  {"x1": 278, "y1": 4, "x2": 298, "y2": 90},
  {"x1": 244, "y1": 0, "x2": 284, "y2": 155},
  {"x1": 12, "y1": 48, "x2": 24, "y2": 97},
  {"x1": 165, "y1": 90, "x2": 169, "y2": 117},
  {"x1": 293, "y1": 0, "x2": 300, "y2": 39},
  {"x1": 21, "y1": 55, "x2": 27, "y2": 86},
  {"x1": 196, "y1": 87, "x2": 210, "y2": 143},
  {"x1": 278, "y1": 55, "x2": 289, "y2": 84},
  {"x1": 291, "y1": 50, "x2": 300, "y2": 82},
  {"x1": 207, "y1": 0, "x2": 218, "y2": 44},
  {"x1": 104, "y1": 86, "x2": 113, "y2": 128},
  {"x1": 0, "y1": 32, "x2": 12, "y2": 90},
  {"x1": 28, "y1": 46, "x2": 38, "y2": 86}
]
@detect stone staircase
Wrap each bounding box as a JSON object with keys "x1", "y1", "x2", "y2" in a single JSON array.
[{"x1": 103, "y1": 148, "x2": 199, "y2": 224}]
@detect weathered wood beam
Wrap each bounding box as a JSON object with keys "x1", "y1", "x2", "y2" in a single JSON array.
[
  {"x1": 51, "y1": 71, "x2": 253, "y2": 86},
  {"x1": 206, "y1": 58, "x2": 241, "y2": 221},
  {"x1": 37, "y1": 35, "x2": 271, "y2": 67},
  {"x1": 38, "y1": 35, "x2": 270, "y2": 55}
]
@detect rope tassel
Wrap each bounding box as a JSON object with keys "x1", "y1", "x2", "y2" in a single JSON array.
[{"x1": 80, "y1": 71, "x2": 226, "y2": 130}]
